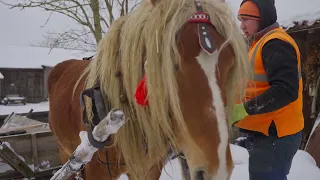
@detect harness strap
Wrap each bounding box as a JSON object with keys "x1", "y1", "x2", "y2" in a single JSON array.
[
  {"x1": 187, "y1": 0, "x2": 216, "y2": 54},
  {"x1": 80, "y1": 84, "x2": 112, "y2": 149}
]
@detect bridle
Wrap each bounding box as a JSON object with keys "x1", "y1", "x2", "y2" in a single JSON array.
[
  {"x1": 188, "y1": 0, "x2": 216, "y2": 55},
  {"x1": 79, "y1": 0, "x2": 217, "y2": 179}
]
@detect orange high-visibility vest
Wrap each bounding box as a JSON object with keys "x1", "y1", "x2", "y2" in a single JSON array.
[{"x1": 235, "y1": 28, "x2": 304, "y2": 137}]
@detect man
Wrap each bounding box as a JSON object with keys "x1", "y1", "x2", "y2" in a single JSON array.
[{"x1": 231, "y1": 0, "x2": 304, "y2": 179}]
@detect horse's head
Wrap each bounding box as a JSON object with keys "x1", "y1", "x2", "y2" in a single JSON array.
[
  {"x1": 141, "y1": 0, "x2": 250, "y2": 179},
  {"x1": 87, "y1": 0, "x2": 250, "y2": 179}
]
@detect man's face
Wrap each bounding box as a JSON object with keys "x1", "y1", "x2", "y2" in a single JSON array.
[{"x1": 239, "y1": 18, "x2": 260, "y2": 38}]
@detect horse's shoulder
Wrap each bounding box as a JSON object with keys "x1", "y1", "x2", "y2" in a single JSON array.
[
  {"x1": 53, "y1": 59, "x2": 87, "y2": 70},
  {"x1": 50, "y1": 59, "x2": 88, "y2": 75},
  {"x1": 48, "y1": 59, "x2": 88, "y2": 90}
]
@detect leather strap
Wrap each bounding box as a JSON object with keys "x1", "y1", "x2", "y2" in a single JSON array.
[
  {"x1": 188, "y1": 0, "x2": 216, "y2": 54},
  {"x1": 80, "y1": 84, "x2": 112, "y2": 149}
]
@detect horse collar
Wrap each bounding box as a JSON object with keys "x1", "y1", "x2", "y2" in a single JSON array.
[{"x1": 188, "y1": 0, "x2": 216, "y2": 55}]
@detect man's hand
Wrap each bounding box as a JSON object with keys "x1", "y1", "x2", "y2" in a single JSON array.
[{"x1": 230, "y1": 103, "x2": 249, "y2": 126}]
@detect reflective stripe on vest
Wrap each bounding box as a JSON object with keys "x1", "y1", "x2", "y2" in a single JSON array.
[{"x1": 250, "y1": 30, "x2": 302, "y2": 82}]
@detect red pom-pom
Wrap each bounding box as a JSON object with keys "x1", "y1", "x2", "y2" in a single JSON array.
[{"x1": 134, "y1": 75, "x2": 149, "y2": 106}]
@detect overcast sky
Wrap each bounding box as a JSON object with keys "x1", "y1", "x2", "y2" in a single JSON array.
[
  {"x1": 0, "y1": 3, "x2": 76, "y2": 46},
  {"x1": 0, "y1": 0, "x2": 319, "y2": 47}
]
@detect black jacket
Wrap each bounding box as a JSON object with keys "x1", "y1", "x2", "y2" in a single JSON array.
[{"x1": 240, "y1": 0, "x2": 300, "y2": 116}]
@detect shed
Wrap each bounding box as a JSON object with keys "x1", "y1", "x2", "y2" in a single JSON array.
[{"x1": 0, "y1": 45, "x2": 94, "y2": 103}]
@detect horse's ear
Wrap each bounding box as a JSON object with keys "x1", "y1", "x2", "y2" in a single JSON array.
[{"x1": 149, "y1": 0, "x2": 160, "y2": 6}]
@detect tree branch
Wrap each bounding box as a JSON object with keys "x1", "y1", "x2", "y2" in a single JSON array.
[
  {"x1": 1, "y1": 0, "x2": 139, "y2": 51},
  {"x1": 104, "y1": 0, "x2": 114, "y2": 26}
]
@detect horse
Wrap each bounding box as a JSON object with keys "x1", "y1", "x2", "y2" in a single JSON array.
[{"x1": 47, "y1": 0, "x2": 250, "y2": 179}]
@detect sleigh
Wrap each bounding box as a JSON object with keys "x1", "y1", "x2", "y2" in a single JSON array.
[{"x1": 0, "y1": 113, "x2": 62, "y2": 180}]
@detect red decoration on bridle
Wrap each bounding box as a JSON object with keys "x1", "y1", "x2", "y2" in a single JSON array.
[
  {"x1": 134, "y1": 1, "x2": 216, "y2": 106},
  {"x1": 188, "y1": 12, "x2": 211, "y2": 24}
]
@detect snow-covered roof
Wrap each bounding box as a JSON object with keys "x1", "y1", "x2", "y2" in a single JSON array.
[
  {"x1": 0, "y1": 44, "x2": 94, "y2": 69},
  {"x1": 281, "y1": 11, "x2": 320, "y2": 31},
  {"x1": 226, "y1": 0, "x2": 320, "y2": 31}
]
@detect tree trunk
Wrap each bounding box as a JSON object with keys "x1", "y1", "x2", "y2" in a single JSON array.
[{"x1": 90, "y1": 0, "x2": 102, "y2": 44}]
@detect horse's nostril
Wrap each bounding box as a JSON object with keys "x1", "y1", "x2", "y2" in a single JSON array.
[{"x1": 195, "y1": 170, "x2": 205, "y2": 180}]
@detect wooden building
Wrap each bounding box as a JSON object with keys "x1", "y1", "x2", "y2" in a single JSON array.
[
  {"x1": 0, "y1": 45, "x2": 94, "y2": 103},
  {"x1": 0, "y1": 72, "x2": 3, "y2": 100},
  {"x1": 0, "y1": 66, "x2": 55, "y2": 103},
  {"x1": 282, "y1": 19, "x2": 320, "y2": 166},
  {"x1": 281, "y1": 18, "x2": 320, "y2": 144}
]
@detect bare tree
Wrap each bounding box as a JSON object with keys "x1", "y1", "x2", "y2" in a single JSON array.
[{"x1": 1, "y1": 0, "x2": 140, "y2": 51}]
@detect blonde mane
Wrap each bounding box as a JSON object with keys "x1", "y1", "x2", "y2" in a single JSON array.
[{"x1": 82, "y1": 0, "x2": 250, "y2": 179}]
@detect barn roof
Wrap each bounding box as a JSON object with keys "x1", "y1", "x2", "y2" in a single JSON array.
[
  {"x1": 227, "y1": 0, "x2": 320, "y2": 32},
  {"x1": 0, "y1": 44, "x2": 94, "y2": 69},
  {"x1": 281, "y1": 11, "x2": 320, "y2": 32}
]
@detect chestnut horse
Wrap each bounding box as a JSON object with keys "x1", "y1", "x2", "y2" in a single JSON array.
[{"x1": 48, "y1": 0, "x2": 250, "y2": 179}]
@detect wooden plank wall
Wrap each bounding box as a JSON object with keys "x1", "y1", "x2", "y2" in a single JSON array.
[
  {"x1": 290, "y1": 29, "x2": 320, "y2": 149},
  {"x1": 0, "y1": 68, "x2": 45, "y2": 103},
  {"x1": 43, "y1": 66, "x2": 53, "y2": 101},
  {"x1": 0, "y1": 131, "x2": 61, "y2": 173},
  {"x1": 0, "y1": 79, "x2": 3, "y2": 99}
]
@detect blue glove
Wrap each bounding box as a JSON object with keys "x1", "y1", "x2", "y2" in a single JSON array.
[{"x1": 230, "y1": 103, "x2": 249, "y2": 126}]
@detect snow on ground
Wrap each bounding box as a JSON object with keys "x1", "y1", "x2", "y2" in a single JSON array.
[
  {"x1": 229, "y1": 145, "x2": 320, "y2": 180},
  {"x1": 117, "y1": 144, "x2": 320, "y2": 180},
  {"x1": 0, "y1": 105, "x2": 319, "y2": 179},
  {"x1": 0, "y1": 101, "x2": 49, "y2": 115}
]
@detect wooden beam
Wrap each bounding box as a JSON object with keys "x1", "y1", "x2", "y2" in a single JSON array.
[
  {"x1": 0, "y1": 166, "x2": 62, "y2": 180},
  {"x1": 0, "y1": 142, "x2": 34, "y2": 178},
  {"x1": 31, "y1": 133, "x2": 38, "y2": 172},
  {"x1": 287, "y1": 23, "x2": 320, "y2": 34},
  {"x1": 311, "y1": 76, "x2": 320, "y2": 119}
]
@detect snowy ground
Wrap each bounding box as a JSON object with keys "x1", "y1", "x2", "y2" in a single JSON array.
[
  {"x1": 117, "y1": 144, "x2": 320, "y2": 180},
  {"x1": 0, "y1": 101, "x2": 49, "y2": 115},
  {"x1": 0, "y1": 103, "x2": 319, "y2": 179},
  {"x1": 1, "y1": 144, "x2": 318, "y2": 179}
]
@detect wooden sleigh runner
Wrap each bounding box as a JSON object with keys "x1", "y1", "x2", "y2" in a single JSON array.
[{"x1": 0, "y1": 108, "x2": 127, "y2": 180}]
